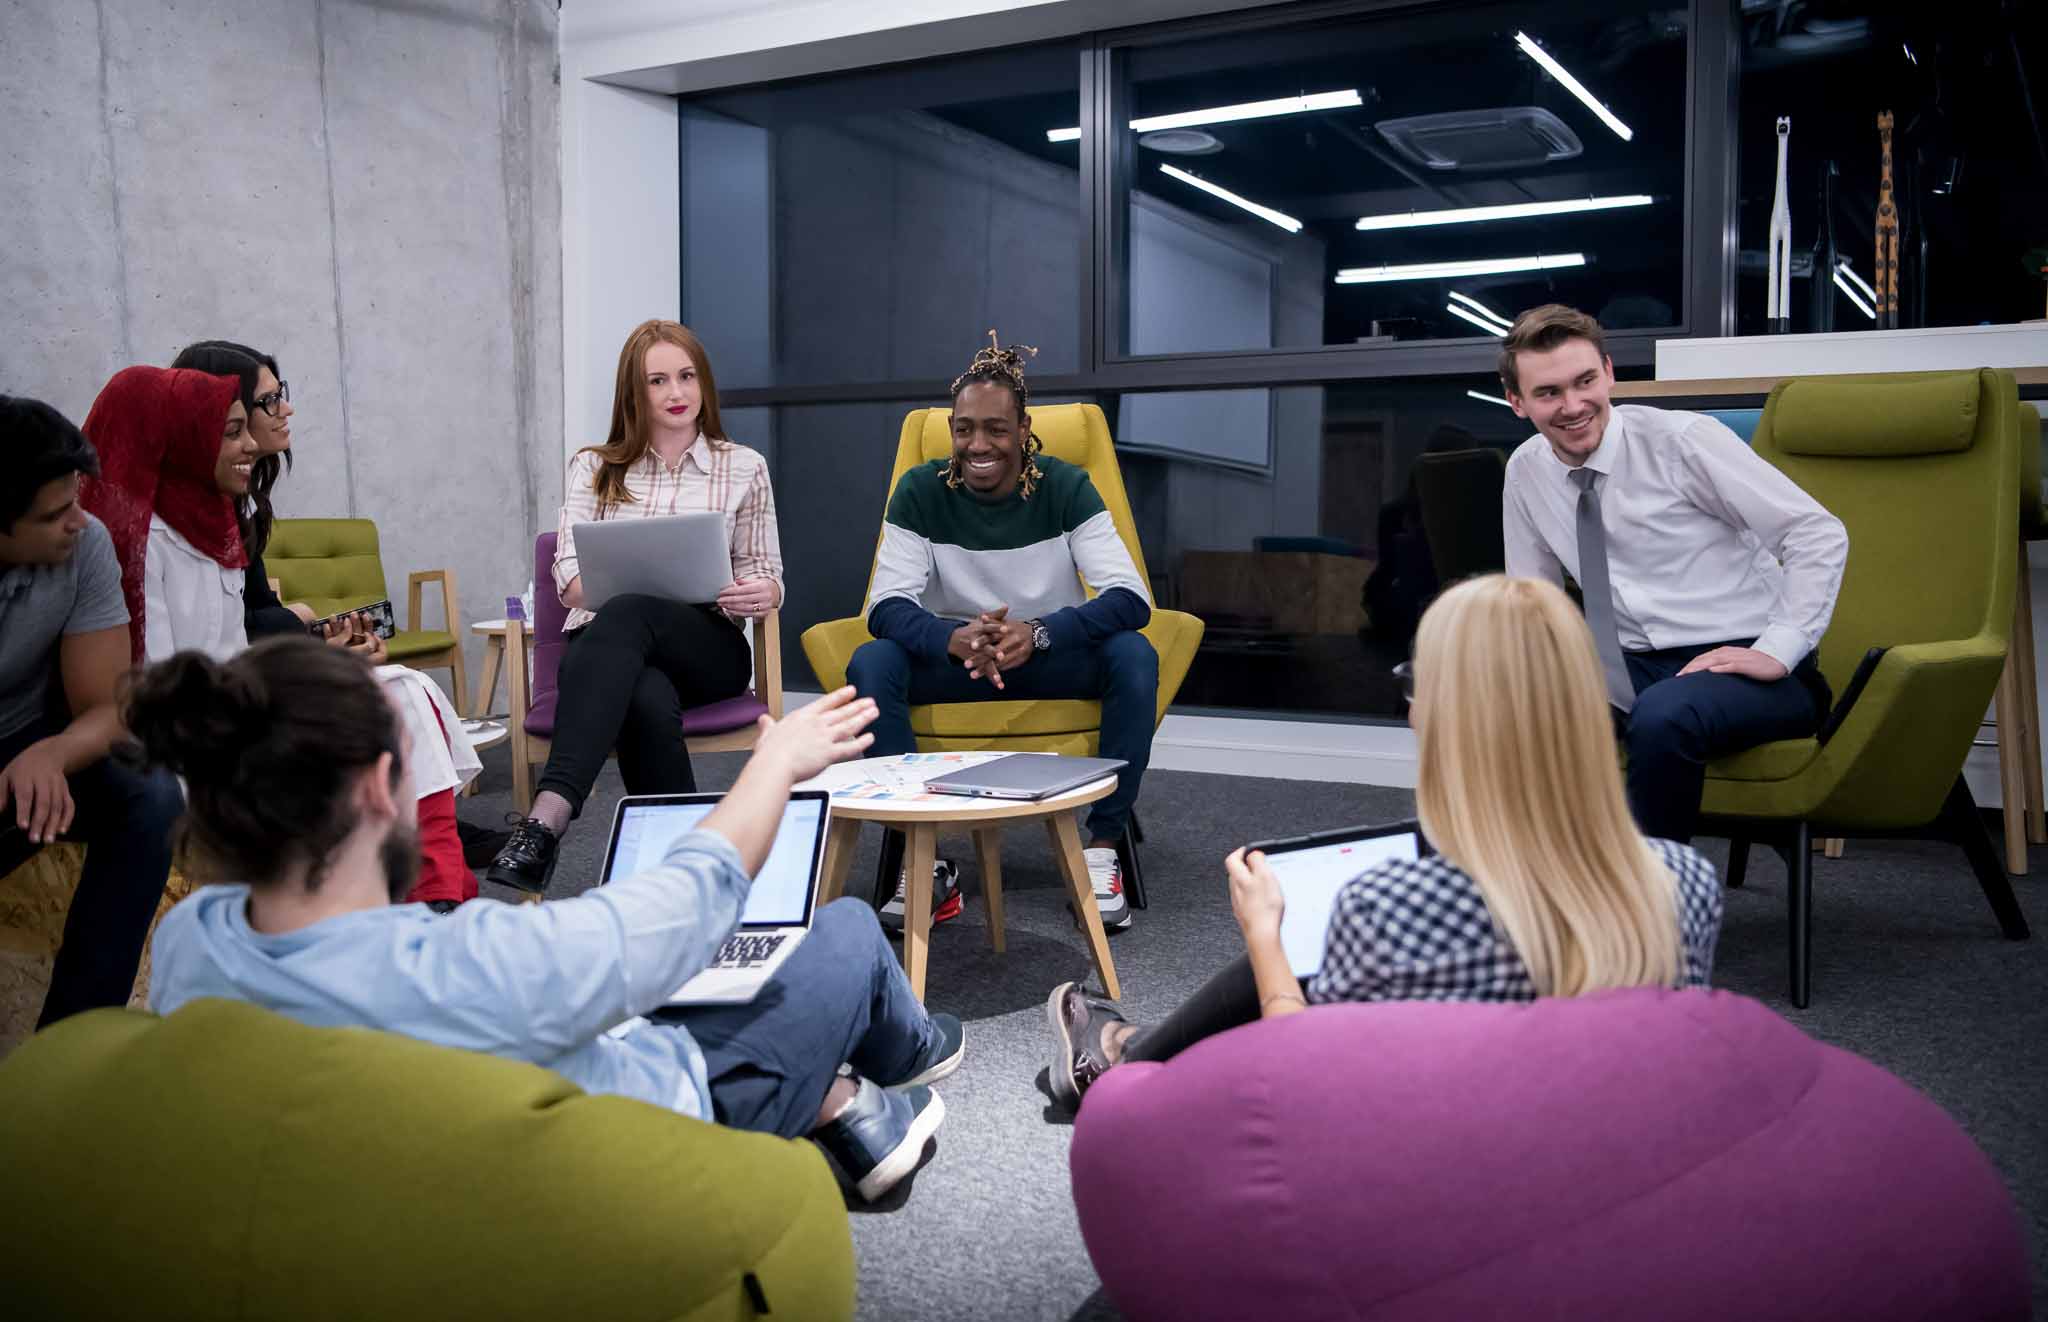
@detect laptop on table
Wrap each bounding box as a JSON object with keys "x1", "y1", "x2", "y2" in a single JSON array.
[
  {"x1": 1242, "y1": 821, "x2": 1428, "y2": 978},
  {"x1": 597, "y1": 790, "x2": 830, "y2": 1005},
  {"x1": 922, "y1": 753, "x2": 1128, "y2": 802}
]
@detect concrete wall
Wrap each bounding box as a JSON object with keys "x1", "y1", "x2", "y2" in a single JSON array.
[{"x1": 0, "y1": 0, "x2": 562, "y2": 705}]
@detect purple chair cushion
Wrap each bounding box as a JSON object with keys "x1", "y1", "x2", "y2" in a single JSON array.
[
  {"x1": 524, "y1": 532, "x2": 762, "y2": 742},
  {"x1": 1070, "y1": 989, "x2": 2027, "y2": 1322}
]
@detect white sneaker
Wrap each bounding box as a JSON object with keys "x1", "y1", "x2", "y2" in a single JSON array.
[
  {"x1": 1082, "y1": 847, "x2": 1132, "y2": 930},
  {"x1": 879, "y1": 858, "x2": 962, "y2": 934}
]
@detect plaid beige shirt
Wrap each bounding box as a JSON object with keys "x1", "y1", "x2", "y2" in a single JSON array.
[{"x1": 552, "y1": 437, "x2": 783, "y2": 632}]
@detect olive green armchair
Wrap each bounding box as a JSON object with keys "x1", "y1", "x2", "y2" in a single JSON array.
[
  {"x1": 0, "y1": 999, "x2": 855, "y2": 1320},
  {"x1": 267, "y1": 517, "x2": 468, "y2": 712},
  {"x1": 1701, "y1": 369, "x2": 2032, "y2": 1007}
]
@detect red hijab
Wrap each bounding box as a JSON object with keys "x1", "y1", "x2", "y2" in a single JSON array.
[{"x1": 80, "y1": 365, "x2": 249, "y2": 662}]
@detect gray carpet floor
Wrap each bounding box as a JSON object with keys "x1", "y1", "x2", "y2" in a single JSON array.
[{"x1": 459, "y1": 747, "x2": 2048, "y2": 1320}]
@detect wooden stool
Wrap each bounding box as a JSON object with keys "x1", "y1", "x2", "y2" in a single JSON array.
[{"x1": 804, "y1": 757, "x2": 1123, "y2": 1003}]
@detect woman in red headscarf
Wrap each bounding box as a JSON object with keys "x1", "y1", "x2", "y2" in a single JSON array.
[
  {"x1": 81, "y1": 363, "x2": 479, "y2": 911},
  {"x1": 78, "y1": 365, "x2": 258, "y2": 664}
]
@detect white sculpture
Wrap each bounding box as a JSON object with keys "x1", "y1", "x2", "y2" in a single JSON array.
[{"x1": 1768, "y1": 116, "x2": 1792, "y2": 333}]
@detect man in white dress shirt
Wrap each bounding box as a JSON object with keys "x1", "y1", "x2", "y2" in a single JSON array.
[{"x1": 1499, "y1": 304, "x2": 1849, "y2": 842}]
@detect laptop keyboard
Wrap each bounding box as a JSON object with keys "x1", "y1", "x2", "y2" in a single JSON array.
[{"x1": 712, "y1": 932, "x2": 789, "y2": 970}]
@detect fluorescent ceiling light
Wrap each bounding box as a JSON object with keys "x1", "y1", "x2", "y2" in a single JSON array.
[
  {"x1": 1448, "y1": 291, "x2": 1515, "y2": 332},
  {"x1": 1045, "y1": 89, "x2": 1361, "y2": 143},
  {"x1": 1334, "y1": 253, "x2": 1587, "y2": 284},
  {"x1": 1467, "y1": 390, "x2": 1515, "y2": 409},
  {"x1": 1833, "y1": 262, "x2": 1878, "y2": 320},
  {"x1": 1447, "y1": 303, "x2": 1509, "y2": 336},
  {"x1": 1514, "y1": 32, "x2": 1633, "y2": 142},
  {"x1": 1160, "y1": 164, "x2": 1302, "y2": 233},
  {"x1": 1356, "y1": 194, "x2": 1652, "y2": 231}
]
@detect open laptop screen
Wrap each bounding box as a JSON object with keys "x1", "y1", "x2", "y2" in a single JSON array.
[{"x1": 602, "y1": 793, "x2": 827, "y2": 928}]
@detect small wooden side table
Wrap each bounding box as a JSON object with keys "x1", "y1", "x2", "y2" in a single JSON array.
[
  {"x1": 469, "y1": 618, "x2": 536, "y2": 719},
  {"x1": 797, "y1": 757, "x2": 1122, "y2": 1003}
]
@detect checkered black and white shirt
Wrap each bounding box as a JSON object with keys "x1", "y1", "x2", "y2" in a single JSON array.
[{"x1": 1305, "y1": 838, "x2": 1723, "y2": 1006}]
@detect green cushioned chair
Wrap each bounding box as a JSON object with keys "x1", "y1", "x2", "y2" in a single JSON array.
[
  {"x1": 0, "y1": 999, "x2": 855, "y2": 1321},
  {"x1": 801, "y1": 402, "x2": 1206, "y2": 909},
  {"x1": 267, "y1": 518, "x2": 469, "y2": 713},
  {"x1": 1699, "y1": 369, "x2": 2031, "y2": 1007}
]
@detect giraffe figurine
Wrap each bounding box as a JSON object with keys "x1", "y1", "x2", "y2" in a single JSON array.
[{"x1": 1875, "y1": 110, "x2": 1899, "y2": 329}]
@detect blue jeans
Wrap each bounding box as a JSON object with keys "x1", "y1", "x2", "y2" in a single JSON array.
[
  {"x1": 0, "y1": 716, "x2": 183, "y2": 1028},
  {"x1": 846, "y1": 632, "x2": 1159, "y2": 842},
  {"x1": 671, "y1": 899, "x2": 940, "y2": 1138},
  {"x1": 1622, "y1": 639, "x2": 1831, "y2": 843}
]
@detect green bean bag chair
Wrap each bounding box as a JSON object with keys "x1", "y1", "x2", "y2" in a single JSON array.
[{"x1": 0, "y1": 999, "x2": 854, "y2": 1320}]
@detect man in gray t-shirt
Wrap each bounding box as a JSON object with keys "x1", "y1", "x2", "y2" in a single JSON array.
[{"x1": 0, "y1": 395, "x2": 182, "y2": 1028}]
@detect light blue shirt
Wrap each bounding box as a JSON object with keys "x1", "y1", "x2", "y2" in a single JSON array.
[{"x1": 148, "y1": 828, "x2": 750, "y2": 1121}]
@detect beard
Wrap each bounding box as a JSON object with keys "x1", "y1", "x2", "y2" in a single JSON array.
[{"x1": 379, "y1": 821, "x2": 422, "y2": 904}]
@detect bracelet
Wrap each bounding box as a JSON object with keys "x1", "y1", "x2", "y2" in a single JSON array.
[{"x1": 1260, "y1": 992, "x2": 1307, "y2": 1013}]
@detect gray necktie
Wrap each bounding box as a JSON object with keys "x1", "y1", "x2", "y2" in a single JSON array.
[{"x1": 1569, "y1": 467, "x2": 1635, "y2": 712}]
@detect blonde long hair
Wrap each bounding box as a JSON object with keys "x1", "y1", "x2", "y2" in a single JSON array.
[
  {"x1": 1412, "y1": 575, "x2": 1682, "y2": 996},
  {"x1": 581, "y1": 320, "x2": 730, "y2": 514}
]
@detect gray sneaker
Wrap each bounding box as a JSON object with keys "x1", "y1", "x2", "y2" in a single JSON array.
[
  {"x1": 1046, "y1": 981, "x2": 1127, "y2": 1110},
  {"x1": 815, "y1": 1078, "x2": 946, "y2": 1202},
  {"x1": 879, "y1": 858, "x2": 962, "y2": 934}
]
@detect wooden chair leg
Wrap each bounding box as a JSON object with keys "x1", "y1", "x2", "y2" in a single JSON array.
[
  {"x1": 1047, "y1": 814, "x2": 1120, "y2": 1000},
  {"x1": 1788, "y1": 821, "x2": 1813, "y2": 1009},
  {"x1": 900, "y1": 825, "x2": 937, "y2": 1003},
  {"x1": 1994, "y1": 649, "x2": 2030, "y2": 875},
  {"x1": 1822, "y1": 837, "x2": 1844, "y2": 859},
  {"x1": 972, "y1": 828, "x2": 1005, "y2": 953},
  {"x1": 472, "y1": 636, "x2": 503, "y2": 719},
  {"x1": 445, "y1": 645, "x2": 470, "y2": 717}
]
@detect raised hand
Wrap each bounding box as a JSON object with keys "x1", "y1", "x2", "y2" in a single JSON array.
[{"x1": 752, "y1": 686, "x2": 879, "y2": 783}]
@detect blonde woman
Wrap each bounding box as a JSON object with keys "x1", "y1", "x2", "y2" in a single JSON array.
[
  {"x1": 1046, "y1": 575, "x2": 1724, "y2": 1108},
  {"x1": 489, "y1": 320, "x2": 783, "y2": 892}
]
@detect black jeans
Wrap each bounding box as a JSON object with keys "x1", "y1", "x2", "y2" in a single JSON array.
[
  {"x1": 1123, "y1": 955, "x2": 1276, "y2": 1065},
  {"x1": 0, "y1": 717, "x2": 183, "y2": 1028},
  {"x1": 536, "y1": 593, "x2": 753, "y2": 816},
  {"x1": 1619, "y1": 638, "x2": 1832, "y2": 844}
]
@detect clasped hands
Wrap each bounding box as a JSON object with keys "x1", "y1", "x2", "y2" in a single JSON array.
[
  {"x1": 947, "y1": 606, "x2": 1034, "y2": 689},
  {"x1": 716, "y1": 578, "x2": 777, "y2": 619}
]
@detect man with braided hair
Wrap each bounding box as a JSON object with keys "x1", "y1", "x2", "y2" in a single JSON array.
[{"x1": 850, "y1": 336, "x2": 1157, "y2": 931}]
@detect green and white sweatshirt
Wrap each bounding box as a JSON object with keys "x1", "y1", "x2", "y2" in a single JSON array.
[{"x1": 864, "y1": 457, "x2": 1151, "y2": 663}]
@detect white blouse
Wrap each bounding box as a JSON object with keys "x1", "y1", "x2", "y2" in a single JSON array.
[{"x1": 141, "y1": 518, "x2": 479, "y2": 799}]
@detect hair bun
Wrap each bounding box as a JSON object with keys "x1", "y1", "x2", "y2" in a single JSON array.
[{"x1": 123, "y1": 651, "x2": 268, "y2": 782}]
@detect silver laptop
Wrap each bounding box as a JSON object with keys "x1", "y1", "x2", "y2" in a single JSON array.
[
  {"x1": 1243, "y1": 821, "x2": 1426, "y2": 977},
  {"x1": 574, "y1": 512, "x2": 733, "y2": 610},
  {"x1": 597, "y1": 790, "x2": 830, "y2": 1005},
  {"x1": 922, "y1": 753, "x2": 1128, "y2": 802}
]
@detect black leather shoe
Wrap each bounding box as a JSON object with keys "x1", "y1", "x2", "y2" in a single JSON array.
[{"x1": 485, "y1": 817, "x2": 559, "y2": 894}]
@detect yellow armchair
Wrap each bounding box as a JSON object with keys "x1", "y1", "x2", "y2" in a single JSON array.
[{"x1": 802, "y1": 403, "x2": 1205, "y2": 903}]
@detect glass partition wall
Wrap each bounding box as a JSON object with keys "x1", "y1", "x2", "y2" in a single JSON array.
[{"x1": 681, "y1": 0, "x2": 2043, "y2": 718}]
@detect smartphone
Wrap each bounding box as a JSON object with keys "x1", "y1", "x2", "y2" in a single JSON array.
[{"x1": 311, "y1": 598, "x2": 397, "y2": 640}]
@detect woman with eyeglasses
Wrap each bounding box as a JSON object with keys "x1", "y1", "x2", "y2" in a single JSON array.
[
  {"x1": 145, "y1": 340, "x2": 480, "y2": 911},
  {"x1": 1043, "y1": 574, "x2": 1726, "y2": 1110}
]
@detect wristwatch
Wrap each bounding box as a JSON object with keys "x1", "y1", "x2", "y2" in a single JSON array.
[{"x1": 1028, "y1": 618, "x2": 1052, "y2": 652}]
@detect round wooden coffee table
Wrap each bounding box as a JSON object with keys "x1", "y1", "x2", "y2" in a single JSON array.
[{"x1": 797, "y1": 755, "x2": 1122, "y2": 1004}]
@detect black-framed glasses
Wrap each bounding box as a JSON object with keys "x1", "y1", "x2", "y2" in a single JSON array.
[
  {"x1": 1393, "y1": 660, "x2": 1415, "y2": 705},
  {"x1": 254, "y1": 380, "x2": 290, "y2": 416}
]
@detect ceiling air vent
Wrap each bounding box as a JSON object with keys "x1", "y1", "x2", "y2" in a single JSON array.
[{"x1": 1375, "y1": 107, "x2": 1584, "y2": 172}]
